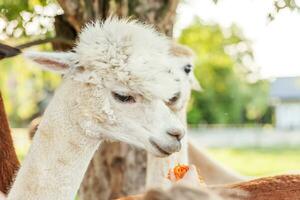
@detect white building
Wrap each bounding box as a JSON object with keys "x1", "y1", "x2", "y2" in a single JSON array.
[{"x1": 271, "y1": 77, "x2": 300, "y2": 130}]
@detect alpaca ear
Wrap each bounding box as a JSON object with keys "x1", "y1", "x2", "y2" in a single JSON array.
[
  {"x1": 169, "y1": 42, "x2": 195, "y2": 58},
  {"x1": 24, "y1": 51, "x2": 76, "y2": 73},
  {"x1": 191, "y1": 74, "x2": 202, "y2": 91}
]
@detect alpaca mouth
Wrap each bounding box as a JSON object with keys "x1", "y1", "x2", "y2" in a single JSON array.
[{"x1": 149, "y1": 139, "x2": 172, "y2": 157}]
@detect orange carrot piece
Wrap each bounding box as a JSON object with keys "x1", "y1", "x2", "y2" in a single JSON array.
[{"x1": 167, "y1": 164, "x2": 190, "y2": 181}]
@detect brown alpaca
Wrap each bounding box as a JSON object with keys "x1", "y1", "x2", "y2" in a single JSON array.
[
  {"x1": 0, "y1": 93, "x2": 20, "y2": 194},
  {"x1": 0, "y1": 44, "x2": 21, "y2": 194},
  {"x1": 118, "y1": 174, "x2": 300, "y2": 200},
  {"x1": 223, "y1": 174, "x2": 300, "y2": 200}
]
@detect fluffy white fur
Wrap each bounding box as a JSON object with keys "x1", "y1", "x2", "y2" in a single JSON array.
[{"x1": 8, "y1": 18, "x2": 187, "y2": 200}]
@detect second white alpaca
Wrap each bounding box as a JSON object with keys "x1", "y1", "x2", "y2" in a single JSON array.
[
  {"x1": 146, "y1": 43, "x2": 244, "y2": 189},
  {"x1": 146, "y1": 43, "x2": 197, "y2": 188}
]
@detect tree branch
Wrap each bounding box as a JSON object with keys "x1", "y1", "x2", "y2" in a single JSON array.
[
  {"x1": 0, "y1": 44, "x2": 21, "y2": 59},
  {"x1": 16, "y1": 37, "x2": 74, "y2": 50}
]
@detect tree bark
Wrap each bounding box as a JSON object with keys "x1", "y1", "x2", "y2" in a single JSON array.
[{"x1": 53, "y1": 1, "x2": 179, "y2": 199}]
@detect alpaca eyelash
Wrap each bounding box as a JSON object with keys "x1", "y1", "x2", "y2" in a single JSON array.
[{"x1": 112, "y1": 92, "x2": 136, "y2": 103}]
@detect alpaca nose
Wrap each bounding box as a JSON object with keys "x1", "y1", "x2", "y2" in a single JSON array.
[{"x1": 167, "y1": 128, "x2": 185, "y2": 141}]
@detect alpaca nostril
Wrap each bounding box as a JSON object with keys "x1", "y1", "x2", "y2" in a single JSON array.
[{"x1": 167, "y1": 129, "x2": 185, "y2": 141}]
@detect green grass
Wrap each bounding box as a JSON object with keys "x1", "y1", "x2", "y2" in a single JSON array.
[{"x1": 207, "y1": 147, "x2": 300, "y2": 177}]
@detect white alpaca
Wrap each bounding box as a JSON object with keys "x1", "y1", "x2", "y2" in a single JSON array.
[
  {"x1": 7, "y1": 18, "x2": 187, "y2": 200},
  {"x1": 146, "y1": 43, "x2": 197, "y2": 189},
  {"x1": 146, "y1": 44, "x2": 244, "y2": 189}
]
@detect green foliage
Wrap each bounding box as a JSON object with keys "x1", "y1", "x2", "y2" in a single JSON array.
[
  {"x1": 0, "y1": 0, "x2": 60, "y2": 127},
  {"x1": 0, "y1": 40, "x2": 60, "y2": 127},
  {"x1": 0, "y1": 0, "x2": 50, "y2": 19},
  {"x1": 0, "y1": 0, "x2": 58, "y2": 39},
  {"x1": 179, "y1": 19, "x2": 270, "y2": 124},
  {"x1": 243, "y1": 80, "x2": 270, "y2": 123},
  {"x1": 0, "y1": 2, "x2": 272, "y2": 126}
]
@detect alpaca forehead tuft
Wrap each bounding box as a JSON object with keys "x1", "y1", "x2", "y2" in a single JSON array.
[
  {"x1": 71, "y1": 18, "x2": 181, "y2": 100},
  {"x1": 74, "y1": 17, "x2": 170, "y2": 68}
]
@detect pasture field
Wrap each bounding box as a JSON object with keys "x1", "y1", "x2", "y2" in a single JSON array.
[{"x1": 208, "y1": 147, "x2": 300, "y2": 177}]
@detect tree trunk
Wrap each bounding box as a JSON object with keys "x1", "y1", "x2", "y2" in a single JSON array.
[{"x1": 53, "y1": 1, "x2": 179, "y2": 199}]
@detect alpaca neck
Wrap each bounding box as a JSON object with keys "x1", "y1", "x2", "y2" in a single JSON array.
[
  {"x1": 188, "y1": 140, "x2": 245, "y2": 184},
  {"x1": 7, "y1": 80, "x2": 101, "y2": 200},
  {"x1": 0, "y1": 92, "x2": 19, "y2": 194}
]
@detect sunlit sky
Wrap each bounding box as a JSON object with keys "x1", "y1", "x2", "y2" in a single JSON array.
[{"x1": 175, "y1": 0, "x2": 300, "y2": 78}]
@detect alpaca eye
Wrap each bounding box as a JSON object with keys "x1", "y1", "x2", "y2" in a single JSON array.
[
  {"x1": 112, "y1": 92, "x2": 136, "y2": 103},
  {"x1": 183, "y1": 64, "x2": 192, "y2": 74},
  {"x1": 167, "y1": 93, "x2": 180, "y2": 106}
]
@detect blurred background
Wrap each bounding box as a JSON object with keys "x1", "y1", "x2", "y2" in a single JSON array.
[{"x1": 1, "y1": 0, "x2": 300, "y2": 178}]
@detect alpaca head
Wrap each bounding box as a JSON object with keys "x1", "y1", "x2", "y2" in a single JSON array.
[
  {"x1": 168, "y1": 42, "x2": 201, "y2": 116},
  {"x1": 24, "y1": 18, "x2": 194, "y2": 157}
]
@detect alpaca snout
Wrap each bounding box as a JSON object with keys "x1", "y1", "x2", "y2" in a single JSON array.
[
  {"x1": 164, "y1": 140, "x2": 182, "y2": 153},
  {"x1": 149, "y1": 137, "x2": 182, "y2": 157},
  {"x1": 166, "y1": 128, "x2": 185, "y2": 141}
]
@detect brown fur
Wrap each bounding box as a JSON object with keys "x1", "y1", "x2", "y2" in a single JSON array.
[
  {"x1": 28, "y1": 117, "x2": 40, "y2": 139},
  {"x1": 0, "y1": 92, "x2": 20, "y2": 194},
  {"x1": 142, "y1": 186, "x2": 238, "y2": 200},
  {"x1": 118, "y1": 175, "x2": 300, "y2": 200},
  {"x1": 117, "y1": 185, "x2": 245, "y2": 200},
  {"x1": 222, "y1": 175, "x2": 300, "y2": 200}
]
